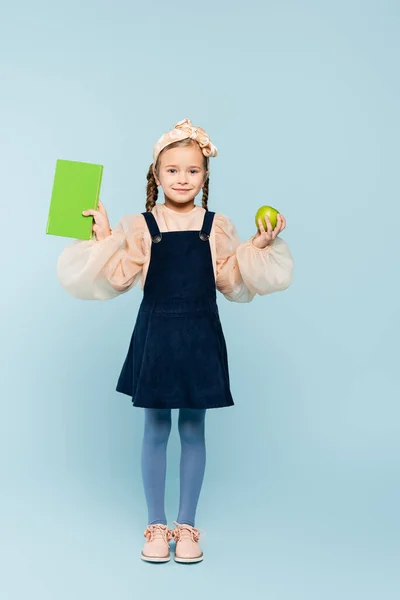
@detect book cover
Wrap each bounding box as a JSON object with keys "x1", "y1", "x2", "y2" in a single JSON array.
[{"x1": 46, "y1": 159, "x2": 104, "y2": 240}]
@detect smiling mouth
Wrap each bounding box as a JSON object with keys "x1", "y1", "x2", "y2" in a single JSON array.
[{"x1": 173, "y1": 188, "x2": 191, "y2": 192}]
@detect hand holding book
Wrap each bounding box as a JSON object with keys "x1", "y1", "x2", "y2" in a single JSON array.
[{"x1": 82, "y1": 199, "x2": 112, "y2": 241}]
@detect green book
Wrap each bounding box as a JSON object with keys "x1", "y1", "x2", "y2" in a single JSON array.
[{"x1": 46, "y1": 159, "x2": 104, "y2": 240}]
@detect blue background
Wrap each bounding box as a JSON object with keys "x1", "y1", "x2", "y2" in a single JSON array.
[{"x1": 1, "y1": 0, "x2": 399, "y2": 598}]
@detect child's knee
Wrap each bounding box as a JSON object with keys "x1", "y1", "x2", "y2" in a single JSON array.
[
  {"x1": 144, "y1": 410, "x2": 172, "y2": 445},
  {"x1": 178, "y1": 413, "x2": 205, "y2": 445}
]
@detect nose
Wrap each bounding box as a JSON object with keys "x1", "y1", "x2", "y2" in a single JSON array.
[{"x1": 177, "y1": 171, "x2": 189, "y2": 185}]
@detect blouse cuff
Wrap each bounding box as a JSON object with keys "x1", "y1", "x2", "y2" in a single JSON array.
[
  {"x1": 249, "y1": 234, "x2": 274, "y2": 252},
  {"x1": 92, "y1": 228, "x2": 125, "y2": 248}
]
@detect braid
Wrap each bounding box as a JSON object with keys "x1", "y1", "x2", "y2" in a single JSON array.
[
  {"x1": 202, "y1": 176, "x2": 209, "y2": 211},
  {"x1": 146, "y1": 164, "x2": 158, "y2": 212}
]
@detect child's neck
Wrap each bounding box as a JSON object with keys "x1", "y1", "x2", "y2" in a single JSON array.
[{"x1": 163, "y1": 197, "x2": 196, "y2": 214}]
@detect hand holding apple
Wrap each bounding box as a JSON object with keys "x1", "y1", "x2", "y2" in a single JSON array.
[{"x1": 253, "y1": 205, "x2": 286, "y2": 249}]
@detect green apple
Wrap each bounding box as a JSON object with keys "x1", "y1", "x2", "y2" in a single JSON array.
[{"x1": 255, "y1": 205, "x2": 279, "y2": 231}]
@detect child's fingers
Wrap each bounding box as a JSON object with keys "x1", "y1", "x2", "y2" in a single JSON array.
[
  {"x1": 258, "y1": 218, "x2": 266, "y2": 234},
  {"x1": 265, "y1": 215, "x2": 273, "y2": 234},
  {"x1": 98, "y1": 199, "x2": 108, "y2": 216},
  {"x1": 82, "y1": 209, "x2": 102, "y2": 221}
]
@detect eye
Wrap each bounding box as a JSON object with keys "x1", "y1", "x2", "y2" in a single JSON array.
[
  {"x1": 190, "y1": 170, "x2": 199, "y2": 175},
  {"x1": 167, "y1": 169, "x2": 177, "y2": 174}
]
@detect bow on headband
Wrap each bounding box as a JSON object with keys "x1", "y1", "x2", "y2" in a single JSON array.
[{"x1": 153, "y1": 119, "x2": 218, "y2": 164}]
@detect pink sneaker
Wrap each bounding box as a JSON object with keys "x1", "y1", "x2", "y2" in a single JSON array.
[
  {"x1": 141, "y1": 524, "x2": 173, "y2": 563},
  {"x1": 172, "y1": 522, "x2": 204, "y2": 563}
]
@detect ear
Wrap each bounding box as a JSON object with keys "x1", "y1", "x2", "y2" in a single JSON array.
[{"x1": 153, "y1": 166, "x2": 160, "y2": 186}]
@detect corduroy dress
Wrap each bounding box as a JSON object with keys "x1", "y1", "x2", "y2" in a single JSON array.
[{"x1": 116, "y1": 210, "x2": 234, "y2": 410}]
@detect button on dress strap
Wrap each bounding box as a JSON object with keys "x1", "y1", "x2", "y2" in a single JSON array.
[
  {"x1": 142, "y1": 212, "x2": 162, "y2": 243},
  {"x1": 199, "y1": 211, "x2": 215, "y2": 241}
]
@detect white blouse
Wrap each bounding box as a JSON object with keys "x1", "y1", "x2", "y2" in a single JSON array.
[{"x1": 57, "y1": 203, "x2": 294, "y2": 302}]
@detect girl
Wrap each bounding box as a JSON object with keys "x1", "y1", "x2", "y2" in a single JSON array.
[{"x1": 57, "y1": 118, "x2": 294, "y2": 564}]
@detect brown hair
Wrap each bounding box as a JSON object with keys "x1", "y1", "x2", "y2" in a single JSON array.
[{"x1": 146, "y1": 138, "x2": 210, "y2": 213}]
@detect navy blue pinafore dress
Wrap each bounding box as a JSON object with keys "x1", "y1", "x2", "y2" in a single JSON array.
[{"x1": 116, "y1": 209, "x2": 234, "y2": 410}]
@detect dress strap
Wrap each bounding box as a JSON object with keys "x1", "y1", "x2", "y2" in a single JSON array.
[
  {"x1": 142, "y1": 212, "x2": 162, "y2": 243},
  {"x1": 199, "y1": 211, "x2": 215, "y2": 241}
]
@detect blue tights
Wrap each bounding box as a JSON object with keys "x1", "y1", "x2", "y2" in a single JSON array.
[{"x1": 141, "y1": 408, "x2": 206, "y2": 527}]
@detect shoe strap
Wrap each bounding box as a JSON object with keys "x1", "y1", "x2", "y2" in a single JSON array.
[
  {"x1": 144, "y1": 524, "x2": 172, "y2": 542},
  {"x1": 172, "y1": 522, "x2": 204, "y2": 542}
]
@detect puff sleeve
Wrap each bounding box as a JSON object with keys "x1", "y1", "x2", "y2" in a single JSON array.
[
  {"x1": 56, "y1": 214, "x2": 148, "y2": 300},
  {"x1": 214, "y1": 214, "x2": 294, "y2": 302}
]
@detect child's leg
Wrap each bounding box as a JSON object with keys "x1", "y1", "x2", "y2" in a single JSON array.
[
  {"x1": 141, "y1": 408, "x2": 172, "y2": 525},
  {"x1": 176, "y1": 408, "x2": 207, "y2": 527}
]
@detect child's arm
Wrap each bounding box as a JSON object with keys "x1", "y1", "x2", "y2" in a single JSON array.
[
  {"x1": 214, "y1": 214, "x2": 293, "y2": 302},
  {"x1": 57, "y1": 214, "x2": 147, "y2": 300}
]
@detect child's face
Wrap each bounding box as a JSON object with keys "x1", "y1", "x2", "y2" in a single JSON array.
[{"x1": 156, "y1": 144, "x2": 207, "y2": 207}]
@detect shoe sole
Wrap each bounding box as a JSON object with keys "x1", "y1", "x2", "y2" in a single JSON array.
[
  {"x1": 174, "y1": 554, "x2": 204, "y2": 564},
  {"x1": 141, "y1": 553, "x2": 171, "y2": 563}
]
